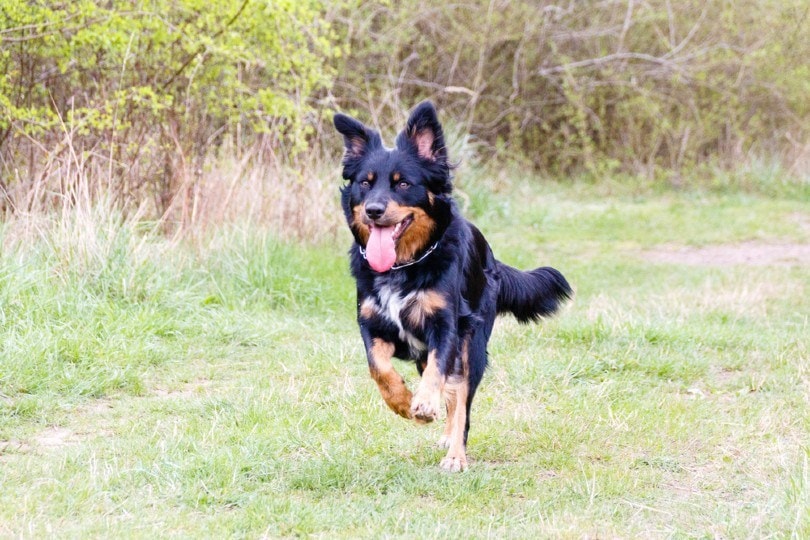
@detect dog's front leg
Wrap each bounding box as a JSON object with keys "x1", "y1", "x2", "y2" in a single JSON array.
[
  {"x1": 364, "y1": 337, "x2": 413, "y2": 419},
  {"x1": 410, "y1": 349, "x2": 445, "y2": 423},
  {"x1": 410, "y1": 313, "x2": 456, "y2": 423}
]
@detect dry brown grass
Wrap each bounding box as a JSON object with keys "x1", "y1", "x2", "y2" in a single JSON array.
[
  {"x1": 1, "y1": 133, "x2": 346, "y2": 254},
  {"x1": 181, "y1": 151, "x2": 345, "y2": 244}
]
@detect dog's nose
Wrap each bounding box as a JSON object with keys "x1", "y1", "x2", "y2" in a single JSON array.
[{"x1": 365, "y1": 202, "x2": 385, "y2": 221}]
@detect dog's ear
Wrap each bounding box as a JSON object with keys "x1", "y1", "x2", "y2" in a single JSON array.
[
  {"x1": 397, "y1": 101, "x2": 447, "y2": 164},
  {"x1": 334, "y1": 113, "x2": 378, "y2": 159},
  {"x1": 397, "y1": 101, "x2": 452, "y2": 194}
]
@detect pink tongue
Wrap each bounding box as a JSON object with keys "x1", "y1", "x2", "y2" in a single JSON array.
[{"x1": 366, "y1": 225, "x2": 397, "y2": 272}]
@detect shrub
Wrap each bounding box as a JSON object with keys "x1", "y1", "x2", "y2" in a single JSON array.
[
  {"x1": 0, "y1": 0, "x2": 348, "y2": 217},
  {"x1": 332, "y1": 0, "x2": 810, "y2": 177}
]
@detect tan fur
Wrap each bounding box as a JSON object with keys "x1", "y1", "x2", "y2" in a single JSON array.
[
  {"x1": 351, "y1": 205, "x2": 371, "y2": 245},
  {"x1": 392, "y1": 205, "x2": 434, "y2": 263},
  {"x1": 359, "y1": 298, "x2": 377, "y2": 320},
  {"x1": 439, "y1": 385, "x2": 457, "y2": 448},
  {"x1": 368, "y1": 339, "x2": 413, "y2": 419},
  {"x1": 410, "y1": 349, "x2": 444, "y2": 423},
  {"x1": 354, "y1": 201, "x2": 435, "y2": 264},
  {"x1": 440, "y1": 378, "x2": 469, "y2": 472},
  {"x1": 405, "y1": 290, "x2": 447, "y2": 328},
  {"x1": 440, "y1": 338, "x2": 470, "y2": 471}
]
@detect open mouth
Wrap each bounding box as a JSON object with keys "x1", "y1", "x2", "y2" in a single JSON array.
[
  {"x1": 389, "y1": 215, "x2": 413, "y2": 241},
  {"x1": 367, "y1": 214, "x2": 413, "y2": 243},
  {"x1": 365, "y1": 215, "x2": 413, "y2": 272}
]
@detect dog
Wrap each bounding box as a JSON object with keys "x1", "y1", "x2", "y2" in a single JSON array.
[{"x1": 333, "y1": 101, "x2": 571, "y2": 471}]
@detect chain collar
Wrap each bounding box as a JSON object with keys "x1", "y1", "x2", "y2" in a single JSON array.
[{"x1": 358, "y1": 241, "x2": 440, "y2": 271}]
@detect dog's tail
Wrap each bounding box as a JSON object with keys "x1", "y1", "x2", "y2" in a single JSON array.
[{"x1": 495, "y1": 261, "x2": 572, "y2": 323}]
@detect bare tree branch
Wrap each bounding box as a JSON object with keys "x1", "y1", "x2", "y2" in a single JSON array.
[{"x1": 536, "y1": 52, "x2": 684, "y2": 77}]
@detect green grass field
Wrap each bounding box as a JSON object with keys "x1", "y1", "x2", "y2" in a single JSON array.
[{"x1": 1, "y1": 179, "x2": 808, "y2": 538}]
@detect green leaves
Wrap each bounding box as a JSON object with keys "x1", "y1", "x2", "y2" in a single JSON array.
[
  {"x1": 333, "y1": 0, "x2": 809, "y2": 177},
  {"x1": 0, "y1": 0, "x2": 347, "y2": 212}
]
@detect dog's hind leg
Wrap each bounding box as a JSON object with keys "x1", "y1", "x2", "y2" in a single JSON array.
[
  {"x1": 439, "y1": 338, "x2": 470, "y2": 472},
  {"x1": 366, "y1": 338, "x2": 413, "y2": 419},
  {"x1": 438, "y1": 386, "x2": 457, "y2": 449},
  {"x1": 439, "y1": 379, "x2": 468, "y2": 471},
  {"x1": 460, "y1": 326, "x2": 490, "y2": 448},
  {"x1": 438, "y1": 338, "x2": 466, "y2": 448}
]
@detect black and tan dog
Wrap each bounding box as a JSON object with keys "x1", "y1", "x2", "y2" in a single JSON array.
[{"x1": 334, "y1": 102, "x2": 571, "y2": 471}]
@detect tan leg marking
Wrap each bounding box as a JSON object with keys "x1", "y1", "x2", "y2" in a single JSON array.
[
  {"x1": 410, "y1": 349, "x2": 443, "y2": 423},
  {"x1": 369, "y1": 339, "x2": 413, "y2": 419},
  {"x1": 438, "y1": 383, "x2": 458, "y2": 448},
  {"x1": 439, "y1": 378, "x2": 468, "y2": 472},
  {"x1": 359, "y1": 298, "x2": 377, "y2": 320},
  {"x1": 440, "y1": 338, "x2": 469, "y2": 472}
]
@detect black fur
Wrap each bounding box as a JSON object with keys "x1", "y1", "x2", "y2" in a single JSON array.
[
  {"x1": 334, "y1": 101, "x2": 571, "y2": 470},
  {"x1": 495, "y1": 263, "x2": 572, "y2": 322}
]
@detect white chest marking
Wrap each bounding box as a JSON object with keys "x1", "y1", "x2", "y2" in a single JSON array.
[{"x1": 377, "y1": 285, "x2": 427, "y2": 353}]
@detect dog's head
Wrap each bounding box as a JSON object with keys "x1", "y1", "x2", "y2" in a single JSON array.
[{"x1": 334, "y1": 102, "x2": 453, "y2": 273}]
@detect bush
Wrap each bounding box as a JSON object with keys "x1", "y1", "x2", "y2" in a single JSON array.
[
  {"x1": 332, "y1": 0, "x2": 810, "y2": 177},
  {"x1": 0, "y1": 0, "x2": 348, "y2": 216},
  {"x1": 1, "y1": 0, "x2": 806, "y2": 232}
]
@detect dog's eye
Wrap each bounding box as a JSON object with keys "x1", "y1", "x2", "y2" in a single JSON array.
[
  {"x1": 397, "y1": 181, "x2": 410, "y2": 190},
  {"x1": 360, "y1": 172, "x2": 375, "y2": 188}
]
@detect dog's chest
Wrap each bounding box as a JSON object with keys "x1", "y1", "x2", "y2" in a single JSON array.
[{"x1": 376, "y1": 284, "x2": 427, "y2": 353}]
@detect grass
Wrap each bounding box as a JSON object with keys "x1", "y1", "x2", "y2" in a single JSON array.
[{"x1": 1, "y1": 175, "x2": 809, "y2": 538}]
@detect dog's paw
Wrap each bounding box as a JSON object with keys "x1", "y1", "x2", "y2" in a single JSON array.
[
  {"x1": 437, "y1": 434, "x2": 451, "y2": 448},
  {"x1": 440, "y1": 453, "x2": 468, "y2": 472},
  {"x1": 392, "y1": 401, "x2": 414, "y2": 420},
  {"x1": 410, "y1": 391, "x2": 440, "y2": 423}
]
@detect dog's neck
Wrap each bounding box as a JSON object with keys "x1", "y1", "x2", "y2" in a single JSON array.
[{"x1": 359, "y1": 240, "x2": 440, "y2": 272}]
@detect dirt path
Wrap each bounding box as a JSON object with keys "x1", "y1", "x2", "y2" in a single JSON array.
[{"x1": 642, "y1": 241, "x2": 810, "y2": 267}]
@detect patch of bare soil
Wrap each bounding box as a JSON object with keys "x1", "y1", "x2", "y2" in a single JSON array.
[
  {"x1": 0, "y1": 427, "x2": 74, "y2": 458},
  {"x1": 642, "y1": 241, "x2": 810, "y2": 267},
  {"x1": 32, "y1": 427, "x2": 74, "y2": 448}
]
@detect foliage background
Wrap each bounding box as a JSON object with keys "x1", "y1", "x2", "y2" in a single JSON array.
[
  {"x1": 1, "y1": 0, "x2": 808, "y2": 229},
  {"x1": 336, "y1": 0, "x2": 810, "y2": 177},
  {"x1": 1, "y1": 0, "x2": 347, "y2": 222}
]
